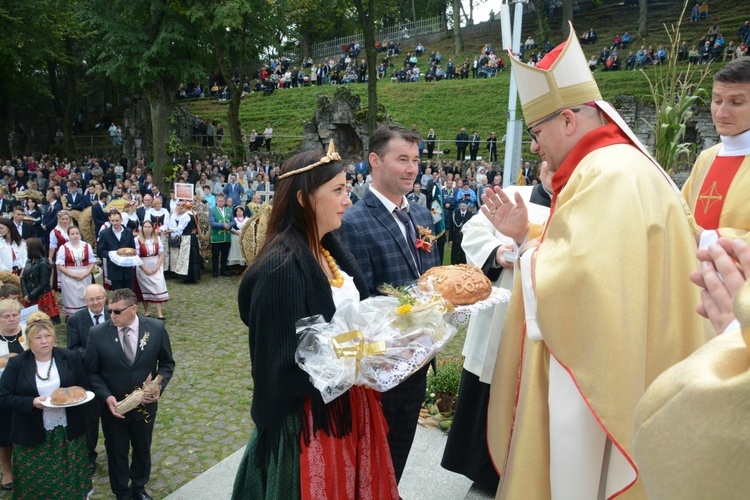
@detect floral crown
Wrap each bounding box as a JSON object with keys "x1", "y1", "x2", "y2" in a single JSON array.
[{"x1": 278, "y1": 140, "x2": 341, "y2": 180}]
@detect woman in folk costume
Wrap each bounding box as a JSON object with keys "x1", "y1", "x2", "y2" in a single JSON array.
[
  {"x1": 121, "y1": 199, "x2": 140, "y2": 236},
  {"x1": 146, "y1": 195, "x2": 171, "y2": 272},
  {"x1": 167, "y1": 202, "x2": 201, "y2": 284},
  {"x1": 0, "y1": 299, "x2": 27, "y2": 490},
  {"x1": 54, "y1": 226, "x2": 95, "y2": 316},
  {"x1": 232, "y1": 143, "x2": 398, "y2": 499},
  {"x1": 228, "y1": 206, "x2": 248, "y2": 267},
  {"x1": 47, "y1": 210, "x2": 72, "y2": 291},
  {"x1": 134, "y1": 220, "x2": 168, "y2": 320},
  {"x1": 484, "y1": 25, "x2": 709, "y2": 499},
  {"x1": 0, "y1": 219, "x2": 26, "y2": 274}
]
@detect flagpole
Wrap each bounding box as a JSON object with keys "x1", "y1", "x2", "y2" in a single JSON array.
[{"x1": 500, "y1": 0, "x2": 527, "y2": 188}]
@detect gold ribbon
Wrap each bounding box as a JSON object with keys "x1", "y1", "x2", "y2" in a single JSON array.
[{"x1": 332, "y1": 330, "x2": 386, "y2": 360}]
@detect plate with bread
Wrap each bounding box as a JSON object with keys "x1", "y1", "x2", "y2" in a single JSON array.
[{"x1": 42, "y1": 386, "x2": 95, "y2": 408}]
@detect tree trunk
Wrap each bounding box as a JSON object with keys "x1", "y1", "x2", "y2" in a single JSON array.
[
  {"x1": 639, "y1": 0, "x2": 649, "y2": 36},
  {"x1": 0, "y1": 59, "x2": 11, "y2": 158},
  {"x1": 212, "y1": 28, "x2": 246, "y2": 163},
  {"x1": 453, "y1": 0, "x2": 463, "y2": 54},
  {"x1": 47, "y1": 60, "x2": 64, "y2": 119},
  {"x1": 64, "y1": 37, "x2": 77, "y2": 157},
  {"x1": 561, "y1": 0, "x2": 573, "y2": 38},
  {"x1": 533, "y1": 0, "x2": 551, "y2": 46},
  {"x1": 300, "y1": 27, "x2": 312, "y2": 59},
  {"x1": 354, "y1": 0, "x2": 378, "y2": 135},
  {"x1": 146, "y1": 83, "x2": 173, "y2": 192}
]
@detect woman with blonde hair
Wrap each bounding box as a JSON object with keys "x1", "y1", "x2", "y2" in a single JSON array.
[
  {"x1": 0, "y1": 311, "x2": 91, "y2": 497},
  {"x1": 0, "y1": 299, "x2": 26, "y2": 489},
  {"x1": 55, "y1": 226, "x2": 95, "y2": 316},
  {"x1": 135, "y1": 220, "x2": 168, "y2": 319}
]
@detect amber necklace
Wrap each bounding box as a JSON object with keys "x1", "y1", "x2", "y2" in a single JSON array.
[
  {"x1": 320, "y1": 246, "x2": 344, "y2": 288},
  {"x1": 35, "y1": 357, "x2": 54, "y2": 381}
]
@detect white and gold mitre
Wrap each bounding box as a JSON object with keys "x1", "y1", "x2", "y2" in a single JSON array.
[{"x1": 509, "y1": 23, "x2": 602, "y2": 124}]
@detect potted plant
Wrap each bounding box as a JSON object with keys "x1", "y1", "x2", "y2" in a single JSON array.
[{"x1": 424, "y1": 357, "x2": 463, "y2": 413}]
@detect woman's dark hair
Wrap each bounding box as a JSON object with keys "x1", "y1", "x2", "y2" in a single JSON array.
[
  {"x1": 26, "y1": 198, "x2": 37, "y2": 208},
  {"x1": 256, "y1": 148, "x2": 345, "y2": 261},
  {"x1": 25, "y1": 237, "x2": 46, "y2": 260},
  {"x1": 234, "y1": 206, "x2": 246, "y2": 217},
  {"x1": 0, "y1": 218, "x2": 22, "y2": 246}
]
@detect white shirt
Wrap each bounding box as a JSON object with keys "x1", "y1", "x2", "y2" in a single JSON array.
[{"x1": 369, "y1": 186, "x2": 410, "y2": 242}]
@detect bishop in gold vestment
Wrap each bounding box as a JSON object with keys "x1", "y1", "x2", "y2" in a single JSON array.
[{"x1": 485, "y1": 26, "x2": 710, "y2": 500}]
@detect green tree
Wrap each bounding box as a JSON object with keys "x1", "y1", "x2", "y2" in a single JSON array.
[
  {"x1": 189, "y1": 0, "x2": 278, "y2": 162},
  {"x1": 82, "y1": 0, "x2": 204, "y2": 190},
  {"x1": 0, "y1": 0, "x2": 73, "y2": 156}
]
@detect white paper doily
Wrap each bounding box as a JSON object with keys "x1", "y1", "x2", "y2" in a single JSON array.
[
  {"x1": 446, "y1": 287, "x2": 512, "y2": 326},
  {"x1": 108, "y1": 251, "x2": 143, "y2": 267}
]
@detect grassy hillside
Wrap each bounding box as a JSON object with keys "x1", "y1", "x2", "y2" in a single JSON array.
[{"x1": 185, "y1": 0, "x2": 747, "y2": 157}]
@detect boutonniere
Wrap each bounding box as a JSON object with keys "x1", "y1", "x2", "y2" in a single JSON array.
[
  {"x1": 140, "y1": 332, "x2": 150, "y2": 351},
  {"x1": 416, "y1": 225, "x2": 437, "y2": 253}
]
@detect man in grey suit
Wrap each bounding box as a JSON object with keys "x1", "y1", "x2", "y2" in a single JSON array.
[
  {"x1": 86, "y1": 288, "x2": 174, "y2": 500},
  {"x1": 340, "y1": 124, "x2": 441, "y2": 483},
  {"x1": 67, "y1": 283, "x2": 110, "y2": 474}
]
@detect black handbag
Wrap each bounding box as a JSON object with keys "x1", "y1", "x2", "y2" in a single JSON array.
[{"x1": 168, "y1": 236, "x2": 182, "y2": 248}]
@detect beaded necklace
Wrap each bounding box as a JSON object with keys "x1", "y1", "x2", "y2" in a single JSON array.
[
  {"x1": 0, "y1": 331, "x2": 19, "y2": 344},
  {"x1": 35, "y1": 357, "x2": 54, "y2": 381},
  {"x1": 319, "y1": 246, "x2": 344, "y2": 288}
]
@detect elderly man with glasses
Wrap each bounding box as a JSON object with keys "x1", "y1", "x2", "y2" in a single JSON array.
[
  {"x1": 86, "y1": 288, "x2": 174, "y2": 500},
  {"x1": 67, "y1": 284, "x2": 110, "y2": 474},
  {"x1": 481, "y1": 25, "x2": 709, "y2": 499}
]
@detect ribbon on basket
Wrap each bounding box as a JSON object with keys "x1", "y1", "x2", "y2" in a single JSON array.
[{"x1": 332, "y1": 330, "x2": 386, "y2": 377}]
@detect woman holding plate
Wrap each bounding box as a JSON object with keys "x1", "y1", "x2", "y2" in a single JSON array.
[
  {"x1": 0, "y1": 311, "x2": 91, "y2": 497},
  {"x1": 0, "y1": 299, "x2": 27, "y2": 490}
]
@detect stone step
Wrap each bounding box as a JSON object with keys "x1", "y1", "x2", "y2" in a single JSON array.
[{"x1": 165, "y1": 425, "x2": 495, "y2": 500}]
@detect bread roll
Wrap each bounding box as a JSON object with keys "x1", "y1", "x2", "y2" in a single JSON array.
[
  {"x1": 418, "y1": 264, "x2": 492, "y2": 305},
  {"x1": 50, "y1": 386, "x2": 87, "y2": 405},
  {"x1": 116, "y1": 247, "x2": 137, "y2": 257},
  {"x1": 0, "y1": 353, "x2": 17, "y2": 369}
]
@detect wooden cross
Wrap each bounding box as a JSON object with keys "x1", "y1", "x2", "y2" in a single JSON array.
[{"x1": 255, "y1": 182, "x2": 274, "y2": 203}]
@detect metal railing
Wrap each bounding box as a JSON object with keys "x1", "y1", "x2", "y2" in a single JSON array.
[{"x1": 311, "y1": 16, "x2": 444, "y2": 60}]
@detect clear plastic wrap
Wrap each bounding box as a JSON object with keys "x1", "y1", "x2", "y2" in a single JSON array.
[{"x1": 295, "y1": 295, "x2": 457, "y2": 403}]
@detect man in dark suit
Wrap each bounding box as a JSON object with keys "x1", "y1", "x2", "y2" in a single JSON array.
[
  {"x1": 41, "y1": 188, "x2": 62, "y2": 250},
  {"x1": 11, "y1": 205, "x2": 34, "y2": 240},
  {"x1": 92, "y1": 190, "x2": 110, "y2": 235},
  {"x1": 83, "y1": 183, "x2": 98, "y2": 209},
  {"x1": 149, "y1": 185, "x2": 168, "y2": 207},
  {"x1": 451, "y1": 200, "x2": 473, "y2": 264},
  {"x1": 456, "y1": 127, "x2": 469, "y2": 161},
  {"x1": 86, "y1": 288, "x2": 174, "y2": 500},
  {"x1": 65, "y1": 181, "x2": 85, "y2": 211},
  {"x1": 97, "y1": 209, "x2": 136, "y2": 290},
  {"x1": 469, "y1": 130, "x2": 481, "y2": 161},
  {"x1": 136, "y1": 194, "x2": 153, "y2": 224},
  {"x1": 67, "y1": 283, "x2": 110, "y2": 474},
  {"x1": 0, "y1": 190, "x2": 12, "y2": 217},
  {"x1": 340, "y1": 124, "x2": 441, "y2": 484}
]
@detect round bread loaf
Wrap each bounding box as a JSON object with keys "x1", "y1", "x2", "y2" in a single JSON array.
[
  {"x1": 50, "y1": 386, "x2": 87, "y2": 405},
  {"x1": 0, "y1": 353, "x2": 17, "y2": 369},
  {"x1": 418, "y1": 264, "x2": 492, "y2": 305},
  {"x1": 116, "y1": 247, "x2": 137, "y2": 257}
]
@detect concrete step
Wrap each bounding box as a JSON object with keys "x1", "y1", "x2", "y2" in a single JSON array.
[{"x1": 165, "y1": 425, "x2": 495, "y2": 500}]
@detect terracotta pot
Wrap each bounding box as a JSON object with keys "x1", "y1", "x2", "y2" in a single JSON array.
[{"x1": 436, "y1": 392, "x2": 457, "y2": 413}]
